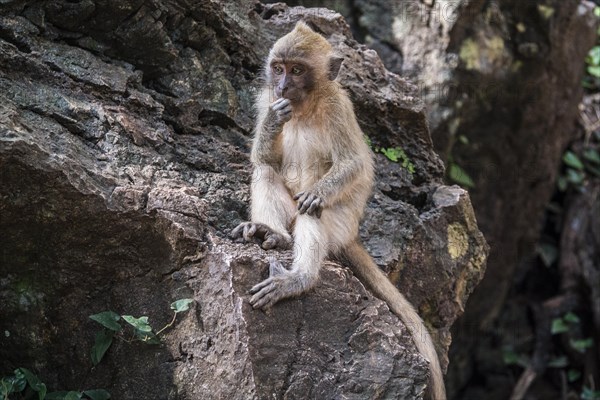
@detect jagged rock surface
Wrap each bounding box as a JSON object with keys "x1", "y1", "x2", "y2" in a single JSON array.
[{"x1": 0, "y1": 1, "x2": 487, "y2": 398}]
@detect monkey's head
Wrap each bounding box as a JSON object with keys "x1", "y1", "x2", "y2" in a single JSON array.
[{"x1": 266, "y1": 21, "x2": 343, "y2": 105}]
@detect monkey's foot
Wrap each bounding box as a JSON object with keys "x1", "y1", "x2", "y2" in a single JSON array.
[
  {"x1": 231, "y1": 222, "x2": 291, "y2": 250},
  {"x1": 249, "y1": 259, "x2": 303, "y2": 309},
  {"x1": 294, "y1": 191, "x2": 323, "y2": 218}
]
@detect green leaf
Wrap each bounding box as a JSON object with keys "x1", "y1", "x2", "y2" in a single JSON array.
[
  {"x1": 582, "y1": 386, "x2": 600, "y2": 400},
  {"x1": 557, "y1": 175, "x2": 568, "y2": 191},
  {"x1": 378, "y1": 147, "x2": 414, "y2": 173},
  {"x1": 121, "y1": 315, "x2": 153, "y2": 333},
  {"x1": 363, "y1": 135, "x2": 372, "y2": 148},
  {"x1": 171, "y1": 299, "x2": 194, "y2": 313},
  {"x1": 565, "y1": 168, "x2": 585, "y2": 185},
  {"x1": 134, "y1": 330, "x2": 160, "y2": 344},
  {"x1": 0, "y1": 374, "x2": 24, "y2": 395},
  {"x1": 536, "y1": 243, "x2": 557, "y2": 267},
  {"x1": 19, "y1": 368, "x2": 47, "y2": 399},
  {"x1": 46, "y1": 391, "x2": 71, "y2": 400},
  {"x1": 551, "y1": 318, "x2": 569, "y2": 334},
  {"x1": 38, "y1": 383, "x2": 48, "y2": 400},
  {"x1": 547, "y1": 356, "x2": 568, "y2": 368},
  {"x1": 588, "y1": 46, "x2": 600, "y2": 66},
  {"x1": 583, "y1": 149, "x2": 600, "y2": 165},
  {"x1": 83, "y1": 389, "x2": 111, "y2": 400},
  {"x1": 12, "y1": 369, "x2": 27, "y2": 392},
  {"x1": 586, "y1": 164, "x2": 600, "y2": 177},
  {"x1": 588, "y1": 65, "x2": 600, "y2": 78},
  {"x1": 502, "y1": 350, "x2": 520, "y2": 365},
  {"x1": 64, "y1": 392, "x2": 83, "y2": 400},
  {"x1": 583, "y1": 149, "x2": 600, "y2": 164},
  {"x1": 595, "y1": 6, "x2": 600, "y2": 17},
  {"x1": 90, "y1": 330, "x2": 114, "y2": 366},
  {"x1": 564, "y1": 312, "x2": 580, "y2": 324},
  {"x1": 568, "y1": 369, "x2": 581, "y2": 382},
  {"x1": 89, "y1": 311, "x2": 122, "y2": 332},
  {"x1": 448, "y1": 163, "x2": 475, "y2": 188},
  {"x1": 563, "y1": 151, "x2": 584, "y2": 170},
  {"x1": 47, "y1": 392, "x2": 83, "y2": 400},
  {"x1": 570, "y1": 338, "x2": 593, "y2": 353},
  {"x1": 380, "y1": 147, "x2": 399, "y2": 162},
  {"x1": 502, "y1": 350, "x2": 528, "y2": 367},
  {"x1": 0, "y1": 378, "x2": 13, "y2": 396}
]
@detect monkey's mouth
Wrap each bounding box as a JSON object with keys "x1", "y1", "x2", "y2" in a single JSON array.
[{"x1": 277, "y1": 91, "x2": 302, "y2": 103}]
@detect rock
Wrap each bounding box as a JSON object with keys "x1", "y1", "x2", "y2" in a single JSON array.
[{"x1": 0, "y1": 1, "x2": 487, "y2": 398}]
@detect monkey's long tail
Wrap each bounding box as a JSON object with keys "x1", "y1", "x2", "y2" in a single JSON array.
[{"x1": 341, "y1": 241, "x2": 447, "y2": 400}]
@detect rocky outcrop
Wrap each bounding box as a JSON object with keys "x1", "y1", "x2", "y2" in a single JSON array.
[
  {"x1": 327, "y1": 1, "x2": 597, "y2": 396},
  {"x1": 0, "y1": 1, "x2": 487, "y2": 398}
]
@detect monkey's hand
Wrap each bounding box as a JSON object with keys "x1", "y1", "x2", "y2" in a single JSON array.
[
  {"x1": 293, "y1": 191, "x2": 323, "y2": 218},
  {"x1": 231, "y1": 222, "x2": 292, "y2": 250},
  {"x1": 249, "y1": 259, "x2": 306, "y2": 309},
  {"x1": 264, "y1": 98, "x2": 292, "y2": 134}
]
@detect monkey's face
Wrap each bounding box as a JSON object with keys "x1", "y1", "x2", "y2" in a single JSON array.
[{"x1": 270, "y1": 60, "x2": 315, "y2": 105}]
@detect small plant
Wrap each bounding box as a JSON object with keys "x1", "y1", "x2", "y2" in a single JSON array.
[
  {"x1": 0, "y1": 368, "x2": 109, "y2": 400},
  {"x1": 583, "y1": 7, "x2": 600, "y2": 90},
  {"x1": 582, "y1": 386, "x2": 600, "y2": 400},
  {"x1": 373, "y1": 145, "x2": 416, "y2": 173},
  {"x1": 448, "y1": 162, "x2": 475, "y2": 188},
  {"x1": 551, "y1": 311, "x2": 580, "y2": 334},
  {"x1": 502, "y1": 348, "x2": 529, "y2": 368},
  {"x1": 557, "y1": 148, "x2": 600, "y2": 192},
  {"x1": 89, "y1": 298, "x2": 194, "y2": 366}
]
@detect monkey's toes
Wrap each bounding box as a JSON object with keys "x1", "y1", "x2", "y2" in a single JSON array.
[
  {"x1": 249, "y1": 279, "x2": 276, "y2": 308},
  {"x1": 249, "y1": 277, "x2": 273, "y2": 295},
  {"x1": 231, "y1": 222, "x2": 247, "y2": 239}
]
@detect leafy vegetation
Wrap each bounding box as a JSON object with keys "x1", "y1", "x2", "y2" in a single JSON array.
[
  {"x1": 0, "y1": 368, "x2": 109, "y2": 400},
  {"x1": 1, "y1": 299, "x2": 193, "y2": 399},
  {"x1": 378, "y1": 147, "x2": 416, "y2": 173},
  {"x1": 556, "y1": 148, "x2": 600, "y2": 192},
  {"x1": 364, "y1": 136, "x2": 416, "y2": 174},
  {"x1": 448, "y1": 162, "x2": 475, "y2": 188},
  {"x1": 89, "y1": 298, "x2": 194, "y2": 365},
  {"x1": 583, "y1": 7, "x2": 600, "y2": 89}
]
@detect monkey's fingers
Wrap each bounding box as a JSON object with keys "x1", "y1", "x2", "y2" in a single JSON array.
[
  {"x1": 297, "y1": 193, "x2": 318, "y2": 214},
  {"x1": 271, "y1": 98, "x2": 290, "y2": 111},
  {"x1": 305, "y1": 198, "x2": 323, "y2": 217},
  {"x1": 294, "y1": 192, "x2": 309, "y2": 211}
]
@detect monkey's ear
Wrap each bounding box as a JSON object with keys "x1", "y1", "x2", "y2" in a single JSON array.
[{"x1": 328, "y1": 56, "x2": 343, "y2": 80}]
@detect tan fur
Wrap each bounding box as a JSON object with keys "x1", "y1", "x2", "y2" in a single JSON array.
[{"x1": 238, "y1": 21, "x2": 446, "y2": 399}]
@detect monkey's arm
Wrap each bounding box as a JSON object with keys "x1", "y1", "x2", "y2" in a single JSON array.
[
  {"x1": 250, "y1": 97, "x2": 292, "y2": 167},
  {"x1": 295, "y1": 152, "x2": 367, "y2": 216}
]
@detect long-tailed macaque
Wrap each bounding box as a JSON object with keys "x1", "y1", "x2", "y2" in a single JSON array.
[{"x1": 232, "y1": 21, "x2": 446, "y2": 400}]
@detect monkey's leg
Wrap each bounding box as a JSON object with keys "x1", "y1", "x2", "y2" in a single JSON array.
[
  {"x1": 249, "y1": 214, "x2": 325, "y2": 308},
  {"x1": 232, "y1": 165, "x2": 295, "y2": 250}
]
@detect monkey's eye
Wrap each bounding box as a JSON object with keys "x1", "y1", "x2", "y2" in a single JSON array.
[
  {"x1": 272, "y1": 65, "x2": 284, "y2": 75},
  {"x1": 290, "y1": 65, "x2": 305, "y2": 75}
]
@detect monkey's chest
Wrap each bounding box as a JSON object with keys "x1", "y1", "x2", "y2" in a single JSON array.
[{"x1": 279, "y1": 126, "x2": 331, "y2": 192}]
